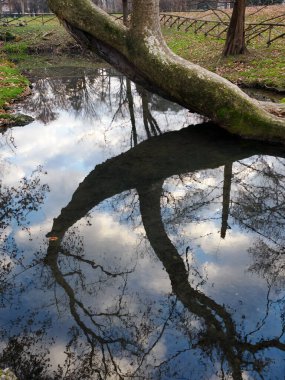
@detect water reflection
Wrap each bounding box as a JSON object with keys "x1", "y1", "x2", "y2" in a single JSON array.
[
  {"x1": 43, "y1": 123, "x2": 285, "y2": 379},
  {"x1": 1, "y1": 69, "x2": 285, "y2": 379},
  {"x1": 21, "y1": 68, "x2": 194, "y2": 138}
]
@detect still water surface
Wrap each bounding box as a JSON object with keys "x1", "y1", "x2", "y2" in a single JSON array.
[{"x1": 1, "y1": 67, "x2": 285, "y2": 379}]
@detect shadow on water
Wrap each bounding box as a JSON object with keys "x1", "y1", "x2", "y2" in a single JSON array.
[{"x1": 1, "y1": 68, "x2": 285, "y2": 379}]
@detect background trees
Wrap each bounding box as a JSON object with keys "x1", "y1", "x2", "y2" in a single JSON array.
[
  {"x1": 1, "y1": 0, "x2": 49, "y2": 13},
  {"x1": 2, "y1": 0, "x2": 283, "y2": 14}
]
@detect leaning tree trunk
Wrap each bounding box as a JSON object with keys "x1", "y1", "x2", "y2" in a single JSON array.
[
  {"x1": 47, "y1": 0, "x2": 285, "y2": 143},
  {"x1": 223, "y1": 0, "x2": 247, "y2": 56}
]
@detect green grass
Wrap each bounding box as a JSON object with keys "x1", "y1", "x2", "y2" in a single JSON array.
[
  {"x1": 3, "y1": 41, "x2": 28, "y2": 54},
  {"x1": 162, "y1": 26, "x2": 285, "y2": 90},
  {"x1": 0, "y1": 17, "x2": 73, "y2": 120},
  {"x1": 0, "y1": 61, "x2": 29, "y2": 109},
  {"x1": 2, "y1": 17, "x2": 75, "y2": 56}
]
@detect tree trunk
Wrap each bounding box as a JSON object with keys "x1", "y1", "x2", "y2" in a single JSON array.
[
  {"x1": 8, "y1": 0, "x2": 13, "y2": 13},
  {"x1": 122, "y1": 0, "x2": 128, "y2": 26},
  {"x1": 47, "y1": 0, "x2": 285, "y2": 143},
  {"x1": 223, "y1": 0, "x2": 247, "y2": 56},
  {"x1": 20, "y1": 0, "x2": 25, "y2": 14}
]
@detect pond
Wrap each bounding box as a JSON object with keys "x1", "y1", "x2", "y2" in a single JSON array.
[{"x1": 1, "y1": 66, "x2": 285, "y2": 380}]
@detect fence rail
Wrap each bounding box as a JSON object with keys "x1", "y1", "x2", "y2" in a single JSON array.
[
  {"x1": 1, "y1": 12, "x2": 284, "y2": 46},
  {"x1": 160, "y1": 13, "x2": 285, "y2": 46},
  {"x1": 0, "y1": 13, "x2": 56, "y2": 26}
]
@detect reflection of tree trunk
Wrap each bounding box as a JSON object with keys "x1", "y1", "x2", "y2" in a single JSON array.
[
  {"x1": 141, "y1": 90, "x2": 151, "y2": 138},
  {"x1": 126, "y1": 78, "x2": 137, "y2": 146},
  {"x1": 221, "y1": 162, "x2": 233, "y2": 239},
  {"x1": 47, "y1": 123, "x2": 285, "y2": 239},
  {"x1": 46, "y1": 124, "x2": 285, "y2": 378},
  {"x1": 137, "y1": 182, "x2": 243, "y2": 380},
  {"x1": 47, "y1": 123, "x2": 272, "y2": 239},
  {"x1": 138, "y1": 87, "x2": 161, "y2": 138}
]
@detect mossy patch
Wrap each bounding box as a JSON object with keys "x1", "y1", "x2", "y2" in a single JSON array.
[
  {"x1": 0, "y1": 58, "x2": 31, "y2": 125},
  {"x1": 0, "y1": 62, "x2": 29, "y2": 108},
  {"x1": 0, "y1": 113, "x2": 34, "y2": 128}
]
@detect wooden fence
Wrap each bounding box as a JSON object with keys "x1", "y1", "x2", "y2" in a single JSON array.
[
  {"x1": 160, "y1": 13, "x2": 285, "y2": 46},
  {"x1": 1, "y1": 12, "x2": 284, "y2": 46},
  {"x1": 0, "y1": 13, "x2": 57, "y2": 26}
]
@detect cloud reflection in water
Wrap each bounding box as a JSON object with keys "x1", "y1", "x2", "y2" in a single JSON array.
[{"x1": 0, "y1": 68, "x2": 285, "y2": 379}]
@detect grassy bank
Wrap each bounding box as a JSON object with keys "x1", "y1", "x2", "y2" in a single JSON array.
[
  {"x1": 1, "y1": 16, "x2": 96, "y2": 67},
  {"x1": 0, "y1": 60, "x2": 28, "y2": 106},
  {"x1": 163, "y1": 5, "x2": 285, "y2": 91},
  {"x1": 163, "y1": 27, "x2": 285, "y2": 91},
  {"x1": 0, "y1": 58, "x2": 33, "y2": 127},
  {"x1": 0, "y1": 17, "x2": 98, "y2": 126}
]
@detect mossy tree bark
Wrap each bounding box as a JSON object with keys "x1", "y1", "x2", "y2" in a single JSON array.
[{"x1": 48, "y1": 0, "x2": 285, "y2": 143}]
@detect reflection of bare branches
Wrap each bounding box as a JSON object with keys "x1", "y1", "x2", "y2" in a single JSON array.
[
  {"x1": 23, "y1": 69, "x2": 121, "y2": 123},
  {"x1": 42, "y1": 124, "x2": 285, "y2": 379},
  {"x1": 245, "y1": 279, "x2": 274, "y2": 340},
  {"x1": 0, "y1": 311, "x2": 54, "y2": 380},
  {"x1": 44, "y1": 222, "x2": 144, "y2": 378},
  {"x1": 61, "y1": 248, "x2": 133, "y2": 277},
  {"x1": 138, "y1": 181, "x2": 244, "y2": 379},
  {"x1": 139, "y1": 87, "x2": 162, "y2": 138},
  {"x1": 0, "y1": 128, "x2": 17, "y2": 152},
  {"x1": 132, "y1": 297, "x2": 178, "y2": 377},
  {"x1": 138, "y1": 180, "x2": 285, "y2": 379},
  {"x1": 248, "y1": 240, "x2": 285, "y2": 288},
  {"x1": 217, "y1": 157, "x2": 285, "y2": 247},
  {"x1": 46, "y1": 244, "x2": 135, "y2": 349},
  {"x1": 126, "y1": 78, "x2": 137, "y2": 147},
  {"x1": 0, "y1": 166, "x2": 49, "y2": 231}
]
